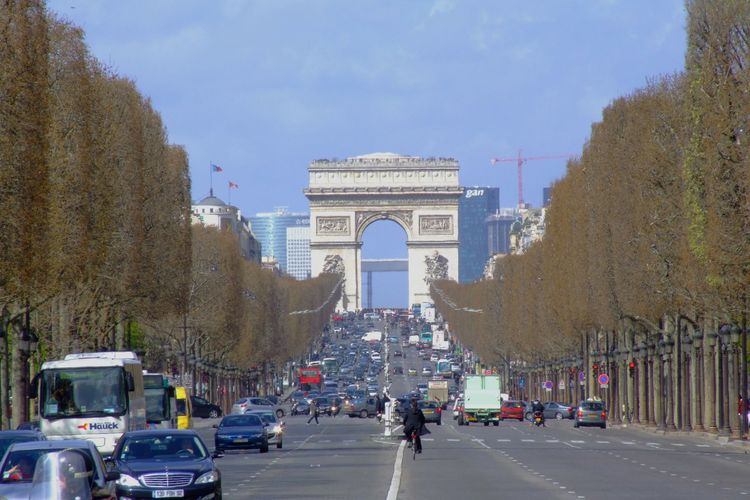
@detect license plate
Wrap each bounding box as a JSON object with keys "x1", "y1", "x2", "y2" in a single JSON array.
[
  {"x1": 153, "y1": 490, "x2": 184, "y2": 498},
  {"x1": 234, "y1": 438, "x2": 249, "y2": 443}
]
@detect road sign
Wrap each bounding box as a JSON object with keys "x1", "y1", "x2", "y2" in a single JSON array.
[
  {"x1": 558, "y1": 381, "x2": 565, "y2": 391},
  {"x1": 597, "y1": 373, "x2": 609, "y2": 386},
  {"x1": 483, "y1": 369, "x2": 492, "y2": 375},
  {"x1": 578, "y1": 371, "x2": 585, "y2": 382},
  {"x1": 518, "y1": 376, "x2": 526, "y2": 388},
  {"x1": 543, "y1": 380, "x2": 554, "y2": 390}
]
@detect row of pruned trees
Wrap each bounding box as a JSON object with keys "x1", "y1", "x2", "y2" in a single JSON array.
[
  {"x1": 0, "y1": 1, "x2": 341, "y2": 426},
  {"x1": 431, "y1": 0, "x2": 750, "y2": 435}
]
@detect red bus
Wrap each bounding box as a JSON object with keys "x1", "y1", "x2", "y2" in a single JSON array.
[{"x1": 299, "y1": 366, "x2": 322, "y2": 386}]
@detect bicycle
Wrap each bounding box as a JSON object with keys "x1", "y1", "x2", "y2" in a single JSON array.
[{"x1": 406, "y1": 429, "x2": 419, "y2": 460}]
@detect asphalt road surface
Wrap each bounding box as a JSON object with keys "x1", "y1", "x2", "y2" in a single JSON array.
[{"x1": 193, "y1": 327, "x2": 750, "y2": 500}]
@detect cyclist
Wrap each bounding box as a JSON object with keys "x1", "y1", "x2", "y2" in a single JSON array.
[{"x1": 402, "y1": 399, "x2": 426, "y2": 454}]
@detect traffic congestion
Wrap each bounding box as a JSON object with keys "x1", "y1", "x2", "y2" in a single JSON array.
[{"x1": 0, "y1": 309, "x2": 749, "y2": 498}]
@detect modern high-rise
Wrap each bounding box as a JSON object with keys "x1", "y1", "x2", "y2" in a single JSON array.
[
  {"x1": 543, "y1": 186, "x2": 552, "y2": 207},
  {"x1": 458, "y1": 187, "x2": 500, "y2": 283},
  {"x1": 286, "y1": 226, "x2": 311, "y2": 280},
  {"x1": 249, "y1": 208, "x2": 310, "y2": 273},
  {"x1": 487, "y1": 208, "x2": 520, "y2": 256}
]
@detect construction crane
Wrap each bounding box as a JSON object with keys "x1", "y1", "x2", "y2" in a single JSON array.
[{"x1": 491, "y1": 150, "x2": 575, "y2": 208}]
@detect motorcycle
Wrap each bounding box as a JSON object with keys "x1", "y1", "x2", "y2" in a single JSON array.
[{"x1": 533, "y1": 410, "x2": 544, "y2": 427}]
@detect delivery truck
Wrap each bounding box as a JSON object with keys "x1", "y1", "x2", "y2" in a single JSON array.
[{"x1": 458, "y1": 374, "x2": 503, "y2": 426}]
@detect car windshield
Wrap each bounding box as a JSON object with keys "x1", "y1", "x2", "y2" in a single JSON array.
[
  {"x1": 221, "y1": 415, "x2": 263, "y2": 427},
  {"x1": 41, "y1": 367, "x2": 127, "y2": 418},
  {"x1": 1, "y1": 448, "x2": 97, "y2": 483},
  {"x1": 251, "y1": 412, "x2": 276, "y2": 424},
  {"x1": 118, "y1": 435, "x2": 207, "y2": 461}
]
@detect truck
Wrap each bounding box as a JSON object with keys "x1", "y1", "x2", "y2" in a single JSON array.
[
  {"x1": 458, "y1": 374, "x2": 503, "y2": 426},
  {"x1": 427, "y1": 380, "x2": 449, "y2": 407},
  {"x1": 31, "y1": 351, "x2": 147, "y2": 455},
  {"x1": 361, "y1": 331, "x2": 383, "y2": 343},
  {"x1": 408, "y1": 334, "x2": 419, "y2": 346},
  {"x1": 431, "y1": 329, "x2": 450, "y2": 351}
]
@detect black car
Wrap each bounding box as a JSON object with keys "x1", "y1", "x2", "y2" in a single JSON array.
[
  {"x1": 0, "y1": 430, "x2": 46, "y2": 458},
  {"x1": 190, "y1": 396, "x2": 223, "y2": 418},
  {"x1": 214, "y1": 414, "x2": 269, "y2": 453},
  {"x1": 110, "y1": 430, "x2": 221, "y2": 500}
]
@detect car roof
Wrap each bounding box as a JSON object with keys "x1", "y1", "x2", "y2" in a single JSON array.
[
  {"x1": 8, "y1": 439, "x2": 94, "y2": 451},
  {"x1": 0, "y1": 431, "x2": 44, "y2": 438},
  {"x1": 121, "y1": 429, "x2": 199, "y2": 438}
]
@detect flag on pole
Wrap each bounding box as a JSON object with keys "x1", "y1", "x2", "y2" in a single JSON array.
[
  {"x1": 229, "y1": 181, "x2": 239, "y2": 189},
  {"x1": 211, "y1": 164, "x2": 223, "y2": 172}
]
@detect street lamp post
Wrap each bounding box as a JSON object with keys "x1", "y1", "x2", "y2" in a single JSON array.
[{"x1": 681, "y1": 334, "x2": 693, "y2": 431}]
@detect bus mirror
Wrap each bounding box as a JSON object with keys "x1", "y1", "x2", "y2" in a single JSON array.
[
  {"x1": 125, "y1": 372, "x2": 135, "y2": 392},
  {"x1": 29, "y1": 373, "x2": 40, "y2": 399}
]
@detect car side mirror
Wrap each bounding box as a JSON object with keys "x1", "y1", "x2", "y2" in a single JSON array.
[
  {"x1": 105, "y1": 470, "x2": 121, "y2": 482},
  {"x1": 212, "y1": 451, "x2": 224, "y2": 459}
]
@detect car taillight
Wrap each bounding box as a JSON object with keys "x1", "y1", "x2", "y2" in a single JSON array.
[
  {"x1": 577, "y1": 410, "x2": 583, "y2": 418},
  {"x1": 436, "y1": 407, "x2": 442, "y2": 414},
  {"x1": 601, "y1": 412, "x2": 607, "y2": 418}
]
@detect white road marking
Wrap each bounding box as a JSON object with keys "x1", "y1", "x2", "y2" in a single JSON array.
[
  {"x1": 546, "y1": 440, "x2": 560, "y2": 443},
  {"x1": 447, "y1": 438, "x2": 461, "y2": 442},
  {"x1": 621, "y1": 441, "x2": 635, "y2": 445},
  {"x1": 521, "y1": 439, "x2": 535, "y2": 442},
  {"x1": 570, "y1": 440, "x2": 585, "y2": 444},
  {"x1": 422, "y1": 438, "x2": 434, "y2": 441},
  {"x1": 697, "y1": 444, "x2": 711, "y2": 448},
  {"x1": 596, "y1": 441, "x2": 610, "y2": 444},
  {"x1": 563, "y1": 442, "x2": 580, "y2": 449},
  {"x1": 497, "y1": 439, "x2": 511, "y2": 442},
  {"x1": 386, "y1": 440, "x2": 406, "y2": 500}
]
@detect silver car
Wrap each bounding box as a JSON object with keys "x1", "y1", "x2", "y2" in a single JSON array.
[
  {"x1": 231, "y1": 397, "x2": 286, "y2": 418},
  {"x1": 574, "y1": 400, "x2": 607, "y2": 429},
  {"x1": 247, "y1": 410, "x2": 285, "y2": 449}
]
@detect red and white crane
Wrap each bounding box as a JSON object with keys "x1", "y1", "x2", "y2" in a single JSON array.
[{"x1": 491, "y1": 150, "x2": 575, "y2": 208}]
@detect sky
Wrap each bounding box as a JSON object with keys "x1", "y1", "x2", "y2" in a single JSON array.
[{"x1": 47, "y1": 0, "x2": 687, "y2": 307}]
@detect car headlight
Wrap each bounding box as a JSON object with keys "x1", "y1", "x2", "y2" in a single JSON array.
[
  {"x1": 117, "y1": 474, "x2": 141, "y2": 487},
  {"x1": 195, "y1": 470, "x2": 220, "y2": 484},
  {"x1": 273, "y1": 424, "x2": 283, "y2": 434}
]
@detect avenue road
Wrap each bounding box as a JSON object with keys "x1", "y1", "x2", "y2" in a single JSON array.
[{"x1": 193, "y1": 334, "x2": 750, "y2": 499}]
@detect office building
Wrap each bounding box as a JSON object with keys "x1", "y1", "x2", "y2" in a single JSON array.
[
  {"x1": 487, "y1": 208, "x2": 520, "y2": 256},
  {"x1": 286, "y1": 226, "x2": 311, "y2": 280},
  {"x1": 458, "y1": 187, "x2": 500, "y2": 283},
  {"x1": 249, "y1": 208, "x2": 310, "y2": 273},
  {"x1": 543, "y1": 186, "x2": 552, "y2": 207}
]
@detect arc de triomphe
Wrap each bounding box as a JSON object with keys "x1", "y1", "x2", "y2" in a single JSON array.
[{"x1": 304, "y1": 153, "x2": 461, "y2": 310}]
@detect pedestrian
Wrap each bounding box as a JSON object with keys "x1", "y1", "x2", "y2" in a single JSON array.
[
  {"x1": 375, "y1": 394, "x2": 382, "y2": 422},
  {"x1": 307, "y1": 399, "x2": 319, "y2": 425}
]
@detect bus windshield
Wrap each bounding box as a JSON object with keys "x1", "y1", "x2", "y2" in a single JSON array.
[
  {"x1": 41, "y1": 367, "x2": 127, "y2": 419},
  {"x1": 145, "y1": 388, "x2": 169, "y2": 422}
]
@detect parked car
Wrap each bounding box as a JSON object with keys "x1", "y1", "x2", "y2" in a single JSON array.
[
  {"x1": 421, "y1": 367, "x2": 433, "y2": 377},
  {"x1": 0, "y1": 439, "x2": 119, "y2": 499},
  {"x1": 214, "y1": 414, "x2": 269, "y2": 453},
  {"x1": 191, "y1": 395, "x2": 223, "y2": 418},
  {"x1": 500, "y1": 400, "x2": 525, "y2": 421},
  {"x1": 231, "y1": 397, "x2": 285, "y2": 418},
  {"x1": 574, "y1": 400, "x2": 608, "y2": 429},
  {"x1": 407, "y1": 368, "x2": 417, "y2": 376},
  {"x1": 430, "y1": 353, "x2": 439, "y2": 362},
  {"x1": 544, "y1": 402, "x2": 575, "y2": 420},
  {"x1": 112, "y1": 430, "x2": 221, "y2": 499},
  {"x1": 418, "y1": 400, "x2": 442, "y2": 425}
]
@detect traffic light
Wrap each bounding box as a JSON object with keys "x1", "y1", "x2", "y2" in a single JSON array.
[
  {"x1": 628, "y1": 360, "x2": 636, "y2": 377},
  {"x1": 592, "y1": 363, "x2": 599, "y2": 373}
]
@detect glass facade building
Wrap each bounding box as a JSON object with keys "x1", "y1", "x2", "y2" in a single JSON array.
[
  {"x1": 249, "y1": 208, "x2": 310, "y2": 273},
  {"x1": 487, "y1": 209, "x2": 520, "y2": 256},
  {"x1": 458, "y1": 187, "x2": 500, "y2": 283},
  {"x1": 286, "y1": 226, "x2": 311, "y2": 280}
]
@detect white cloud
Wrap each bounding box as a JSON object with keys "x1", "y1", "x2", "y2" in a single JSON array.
[{"x1": 429, "y1": 0, "x2": 455, "y2": 17}]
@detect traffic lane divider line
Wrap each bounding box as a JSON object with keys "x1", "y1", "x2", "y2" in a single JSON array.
[{"x1": 386, "y1": 439, "x2": 406, "y2": 500}]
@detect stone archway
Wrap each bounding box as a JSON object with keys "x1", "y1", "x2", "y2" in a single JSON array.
[{"x1": 305, "y1": 153, "x2": 461, "y2": 310}]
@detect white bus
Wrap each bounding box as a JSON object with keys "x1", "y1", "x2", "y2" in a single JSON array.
[{"x1": 31, "y1": 351, "x2": 147, "y2": 455}]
